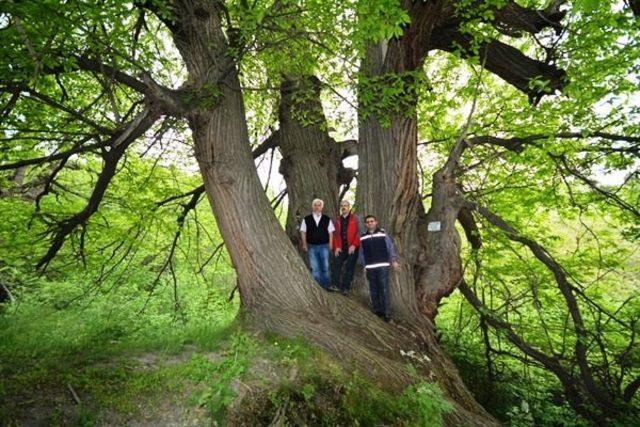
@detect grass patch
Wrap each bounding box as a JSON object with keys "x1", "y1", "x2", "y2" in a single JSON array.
[
  {"x1": 0, "y1": 273, "x2": 238, "y2": 425},
  {"x1": 1, "y1": 277, "x2": 452, "y2": 426}
]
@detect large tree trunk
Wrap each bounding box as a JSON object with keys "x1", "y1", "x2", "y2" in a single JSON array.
[
  {"x1": 356, "y1": 40, "x2": 429, "y2": 321},
  {"x1": 277, "y1": 76, "x2": 341, "y2": 247},
  {"x1": 356, "y1": 3, "x2": 470, "y2": 321},
  {"x1": 354, "y1": 27, "x2": 487, "y2": 423},
  {"x1": 165, "y1": 1, "x2": 495, "y2": 424}
]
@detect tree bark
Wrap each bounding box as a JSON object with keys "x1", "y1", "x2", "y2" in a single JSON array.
[{"x1": 629, "y1": 0, "x2": 640, "y2": 17}]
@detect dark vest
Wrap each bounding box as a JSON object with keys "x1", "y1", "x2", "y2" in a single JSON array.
[
  {"x1": 360, "y1": 228, "x2": 390, "y2": 267},
  {"x1": 304, "y1": 214, "x2": 330, "y2": 244}
]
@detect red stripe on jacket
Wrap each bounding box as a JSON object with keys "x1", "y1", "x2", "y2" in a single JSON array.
[{"x1": 332, "y1": 214, "x2": 360, "y2": 250}]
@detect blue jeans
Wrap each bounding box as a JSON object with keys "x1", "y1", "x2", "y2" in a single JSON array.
[
  {"x1": 308, "y1": 244, "x2": 330, "y2": 289},
  {"x1": 366, "y1": 267, "x2": 389, "y2": 317}
]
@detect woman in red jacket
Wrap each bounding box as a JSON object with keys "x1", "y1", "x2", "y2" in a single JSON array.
[{"x1": 331, "y1": 200, "x2": 364, "y2": 294}]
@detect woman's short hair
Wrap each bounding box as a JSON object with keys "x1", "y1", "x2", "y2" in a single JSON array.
[{"x1": 311, "y1": 198, "x2": 324, "y2": 207}]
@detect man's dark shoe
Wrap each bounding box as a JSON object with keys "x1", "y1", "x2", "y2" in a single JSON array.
[{"x1": 383, "y1": 315, "x2": 390, "y2": 323}]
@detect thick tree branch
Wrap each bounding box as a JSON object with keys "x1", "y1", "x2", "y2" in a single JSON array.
[
  {"x1": 134, "y1": 0, "x2": 180, "y2": 34},
  {"x1": 252, "y1": 129, "x2": 280, "y2": 158},
  {"x1": 457, "y1": 206, "x2": 482, "y2": 249},
  {"x1": 337, "y1": 138, "x2": 358, "y2": 159},
  {"x1": 72, "y1": 55, "x2": 186, "y2": 115},
  {"x1": 467, "y1": 134, "x2": 539, "y2": 153},
  {"x1": 623, "y1": 376, "x2": 640, "y2": 402},
  {"x1": 431, "y1": 27, "x2": 566, "y2": 101},
  {"x1": 493, "y1": 1, "x2": 565, "y2": 36},
  {"x1": 72, "y1": 55, "x2": 151, "y2": 94}
]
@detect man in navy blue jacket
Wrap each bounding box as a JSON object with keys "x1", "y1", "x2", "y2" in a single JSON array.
[{"x1": 358, "y1": 215, "x2": 400, "y2": 322}]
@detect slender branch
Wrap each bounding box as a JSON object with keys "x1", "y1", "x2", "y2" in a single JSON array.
[
  {"x1": 142, "y1": 185, "x2": 204, "y2": 309},
  {"x1": 270, "y1": 188, "x2": 287, "y2": 210},
  {"x1": 155, "y1": 130, "x2": 282, "y2": 206},
  {"x1": 13, "y1": 15, "x2": 41, "y2": 79},
  {"x1": 1, "y1": 90, "x2": 21, "y2": 121},
  {"x1": 36, "y1": 107, "x2": 160, "y2": 270},
  {"x1": 469, "y1": 131, "x2": 640, "y2": 154},
  {"x1": 10, "y1": 51, "x2": 185, "y2": 116},
  {"x1": 156, "y1": 185, "x2": 205, "y2": 207},
  {"x1": 197, "y1": 242, "x2": 225, "y2": 275},
  {"x1": 550, "y1": 153, "x2": 640, "y2": 219},
  {"x1": 4, "y1": 85, "x2": 113, "y2": 134},
  {"x1": 440, "y1": 54, "x2": 487, "y2": 173},
  {"x1": 34, "y1": 158, "x2": 73, "y2": 215},
  {"x1": 464, "y1": 197, "x2": 611, "y2": 408},
  {"x1": 0, "y1": 136, "x2": 104, "y2": 171},
  {"x1": 458, "y1": 280, "x2": 575, "y2": 379}
]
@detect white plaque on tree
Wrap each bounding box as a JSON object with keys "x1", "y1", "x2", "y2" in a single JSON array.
[{"x1": 427, "y1": 221, "x2": 441, "y2": 232}]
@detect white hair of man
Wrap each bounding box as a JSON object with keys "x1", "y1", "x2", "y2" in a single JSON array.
[{"x1": 311, "y1": 198, "x2": 324, "y2": 207}]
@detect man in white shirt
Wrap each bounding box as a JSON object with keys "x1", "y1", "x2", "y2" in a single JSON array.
[{"x1": 300, "y1": 198, "x2": 334, "y2": 290}]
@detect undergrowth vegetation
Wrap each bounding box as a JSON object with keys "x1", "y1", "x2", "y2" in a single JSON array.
[{"x1": 0, "y1": 271, "x2": 452, "y2": 426}]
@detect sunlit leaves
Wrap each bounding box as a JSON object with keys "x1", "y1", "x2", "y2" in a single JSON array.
[
  {"x1": 358, "y1": 70, "x2": 428, "y2": 126},
  {"x1": 354, "y1": 0, "x2": 410, "y2": 43}
]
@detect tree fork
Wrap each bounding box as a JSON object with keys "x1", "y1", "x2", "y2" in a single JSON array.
[{"x1": 160, "y1": 1, "x2": 496, "y2": 423}]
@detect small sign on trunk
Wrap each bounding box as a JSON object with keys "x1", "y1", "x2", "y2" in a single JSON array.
[{"x1": 428, "y1": 221, "x2": 442, "y2": 232}]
